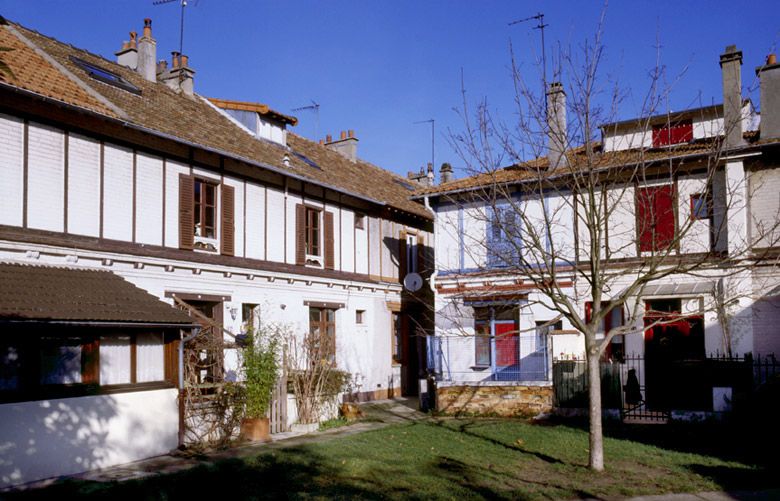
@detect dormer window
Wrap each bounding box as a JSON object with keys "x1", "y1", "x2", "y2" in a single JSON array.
[{"x1": 652, "y1": 120, "x2": 693, "y2": 147}]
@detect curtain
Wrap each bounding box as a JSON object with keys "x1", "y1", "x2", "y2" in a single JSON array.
[
  {"x1": 137, "y1": 333, "x2": 164, "y2": 382},
  {"x1": 100, "y1": 335, "x2": 131, "y2": 385}
]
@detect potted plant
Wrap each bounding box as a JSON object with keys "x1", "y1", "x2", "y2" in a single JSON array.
[{"x1": 240, "y1": 327, "x2": 280, "y2": 442}]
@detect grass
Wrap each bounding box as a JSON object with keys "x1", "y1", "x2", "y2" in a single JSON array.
[
  {"x1": 318, "y1": 417, "x2": 350, "y2": 431},
  {"x1": 6, "y1": 418, "x2": 778, "y2": 500}
]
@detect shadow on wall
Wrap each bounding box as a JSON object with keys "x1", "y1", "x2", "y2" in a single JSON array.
[{"x1": 0, "y1": 390, "x2": 178, "y2": 488}]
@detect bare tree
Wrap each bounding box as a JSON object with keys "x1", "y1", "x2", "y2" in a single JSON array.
[{"x1": 438, "y1": 12, "x2": 779, "y2": 471}]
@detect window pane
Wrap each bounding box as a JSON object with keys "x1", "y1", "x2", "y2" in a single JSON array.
[
  {"x1": 205, "y1": 207, "x2": 215, "y2": 237},
  {"x1": 137, "y1": 333, "x2": 165, "y2": 383},
  {"x1": 0, "y1": 344, "x2": 20, "y2": 390},
  {"x1": 475, "y1": 321, "x2": 491, "y2": 366},
  {"x1": 100, "y1": 335, "x2": 131, "y2": 385},
  {"x1": 205, "y1": 184, "x2": 215, "y2": 206},
  {"x1": 40, "y1": 338, "x2": 82, "y2": 385}
]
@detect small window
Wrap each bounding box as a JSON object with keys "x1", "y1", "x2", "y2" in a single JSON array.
[
  {"x1": 194, "y1": 178, "x2": 218, "y2": 240},
  {"x1": 40, "y1": 337, "x2": 83, "y2": 385},
  {"x1": 355, "y1": 214, "x2": 366, "y2": 230},
  {"x1": 69, "y1": 56, "x2": 141, "y2": 95},
  {"x1": 406, "y1": 233, "x2": 418, "y2": 274},
  {"x1": 690, "y1": 193, "x2": 711, "y2": 220},
  {"x1": 392, "y1": 312, "x2": 402, "y2": 364},
  {"x1": 310, "y1": 307, "x2": 336, "y2": 364},
  {"x1": 356, "y1": 310, "x2": 366, "y2": 324},
  {"x1": 474, "y1": 320, "x2": 491, "y2": 367},
  {"x1": 242, "y1": 303, "x2": 259, "y2": 333},
  {"x1": 305, "y1": 207, "x2": 321, "y2": 257}
]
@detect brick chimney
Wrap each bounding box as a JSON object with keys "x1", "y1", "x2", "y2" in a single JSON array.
[
  {"x1": 407, "y1": 164, "x2": 433, "y2": 187},
  {"x1": 546, "y1": 82, "x2": 568, "y2": 169},
  {"x1": 161, "y1": 51, "x2": 195, "y2": 96},
  {"x1": 439, "y1": 162, "x2": 454, "y2": 184},
  {"x1": 137, "y1": 18, "x2": 157, "y2": 82},
  {"x1": 756, "y1": 53, "x2": 780, "y2": 141},
  {"x1": 720, "y1": 45, "x2": 745, "y2": 148},
  {"x1": 115, "y1": 31, "x2": 138, "y2": 69},
  {"x1": 325, "y1": 130, "x2": 359, "y2": 161}
]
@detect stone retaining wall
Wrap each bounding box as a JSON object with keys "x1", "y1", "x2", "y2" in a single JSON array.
[{"x1": 436, "y1": 384, "x2": 553, "y2": 416}]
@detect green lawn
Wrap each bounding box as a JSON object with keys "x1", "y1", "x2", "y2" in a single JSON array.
[{"x1": 7, "y1": 418, "x2": 777, "y2": 500}]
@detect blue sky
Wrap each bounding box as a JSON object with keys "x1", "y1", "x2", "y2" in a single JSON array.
[{"x1": 2, "y1": 1, "x2": 777, "y2": 179}]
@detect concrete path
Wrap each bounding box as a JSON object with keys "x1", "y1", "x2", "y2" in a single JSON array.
[
  {"x1": 14, "y1": 397, "x2": 428, "y2": 489},
  {"x1": 620, "y1": 489, "x2": 780, "y2": 501}
]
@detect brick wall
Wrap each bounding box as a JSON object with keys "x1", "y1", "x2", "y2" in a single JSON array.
[{"x1": 436, "y1": 384, "x2": 553, "y2": 417}]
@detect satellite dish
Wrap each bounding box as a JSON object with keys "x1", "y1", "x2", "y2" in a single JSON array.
[{"x1": 404, "y1": 272, "x2": 423, "y2": 292}]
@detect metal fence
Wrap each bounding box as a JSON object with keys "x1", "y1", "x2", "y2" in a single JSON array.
[{"x1": 552, "y1": 353, "x2": 780, "y2": 414}]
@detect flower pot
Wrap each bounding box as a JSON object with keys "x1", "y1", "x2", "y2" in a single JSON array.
[
  {"x1": 291, "y1": 422, "x2": 319, "y2": 434},
  {"x1": 240, "y1": 417, "x2": 271, "y2": 442},
  {"x1": 340, "y1": 402, "x2": 362, "y2": 421}
]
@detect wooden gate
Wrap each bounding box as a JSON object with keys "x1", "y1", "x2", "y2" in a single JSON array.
[{"x1": 269, "y1": 370, "x2": 288, "y2": 434}]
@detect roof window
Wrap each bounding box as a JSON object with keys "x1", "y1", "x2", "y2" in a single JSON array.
[{"x1": 69, "y1": 56, "x2": 141, "y2": 95}]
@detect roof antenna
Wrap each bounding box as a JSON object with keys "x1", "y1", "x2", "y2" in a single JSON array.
[
  {"x1": 509, "y1": 12, "x2": 548, "y2": 96},
  {"x1": 153, "y1": 0, "x2": 196, "y2": 56},
  {"x1": 413, "y1": 118, "x2": 435, "y2": 172},
  {"x1": 292, "y1": 100, "x2": 320, "y2": 139}
]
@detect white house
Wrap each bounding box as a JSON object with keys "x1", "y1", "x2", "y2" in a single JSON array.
[
  {"x1": 0, "y1": 17, "x2": 433, "y2": 487},
  {"x1": 415, "y1": 44, "x2": 780, "y2": 417}
]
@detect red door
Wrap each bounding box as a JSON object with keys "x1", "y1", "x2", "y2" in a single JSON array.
[{"x1": 494, "y1": 321, "x2": 519, "y2": 367}]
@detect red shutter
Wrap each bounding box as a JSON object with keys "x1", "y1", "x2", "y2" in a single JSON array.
[
  {"x1": 178, "y1": 174, "x2": 194, "y2": 250},
  {"x1": 295, "y1": 204, "x2": 306, "y2": 265},
  {"x1": 399, "y1": 230, "x2": 407, "y2": 278},
  {"x1": 324, "y1": 211, "x2": 335, "y2": 269},
  {"x1": 637, "y1": 185, "x2": 675, "y2": 252},
  {"x1": 220, "y1": 184, "x2": 235, "y2": 256},
  {"x1": 652, "y1": 121, "x2": 693, "y2": 147}
]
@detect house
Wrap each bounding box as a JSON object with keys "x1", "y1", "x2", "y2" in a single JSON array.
[
  {"x1": 415, "y1": 44, "x2": 780, "y2": 418},
  {"x1": 0, "y1": 16, "x2": 432, "y2": 487}
]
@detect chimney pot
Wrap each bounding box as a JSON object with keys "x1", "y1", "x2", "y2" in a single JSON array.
[
  {"x1": 142, "y1": 18, "x2": 152, "y2": 39},
  {"x1": 348, "y1": 129, "x2": 355, "y2": 138},
  {"x1": 319, "y1": 139, "x2": 324, "y2": 145},
  {"x1": 156, "y1": 60, "x2": 168, "y2": 75},
  {"x1": 439, "y1": 162, "x2": 454, "y2": 184},
  {"x1": 129, "y1": 31, "x2": 137, "y2": 49},
  {"x1": 181, "y1": 54, "x2": 189, "y2": 68},
  {"x1": 340, "y1": 130, "x2": 347, "y2": 140},
  {"x1": 768, "y1": 54, "x2": 777, "y2": 66},
  {"x1": 326, "y1": 134, "x2": 332, "y2": 143},
  {"x1": 171, "y1": 51, "x2": 181, "y2": 69}
]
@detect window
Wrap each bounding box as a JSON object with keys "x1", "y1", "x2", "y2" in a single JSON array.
[
  {"x1": 487, "y1": 206, "x2": 520, "y2": 268},
  {"x1": 69, "y1": 56, "x2": 141, "y2": 95},
  {"x1": 355, "y1": 213, "x2": 366, "y2": 230},
  {"x1": 309, "y1": 307, "x2": 336, "y2": 364},
  {"x1": 305, "y1": 207, "x2": 321, "y2": 257},
  {"x1": 194, "y1": 178, "x2": 217, "y2": 239},
  {"x1": 391, "y1": 312, "x2": 402, "y2": 364},
  {"x1": 242, "y1": 303, "x2": 259, "y2": 333},
  {"x1": 636, "y1": 185, "x2": 676, "y2": 252},
  {"x1": 406, "y1": 233, "x2": 418, "y2": 273},
  {"x1": 652, "y1": 120, "x2": 693, "y2": 147},
  {"x1": 356, "y1": 310, "x2": 366, "y2": 324},
  {"x1": 690, "y1": 193, "x2": 711, "y2": 220},
  {"x1": 474, "y1": 319, "x2": 491, "y2": 367},
  {"x1": 40, "y1": 337, "x2": 85, "y2": 385},
  {"x1": 0, "y1": 344, "x2": 20, "y2": 391}
]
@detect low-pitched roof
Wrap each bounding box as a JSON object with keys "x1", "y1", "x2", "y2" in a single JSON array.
[
  {"x1": 0, "y1": 19, "x2": 430, "y2": 219},
  {"x1": 0, "y1": 262, "x2": 194, "y2": 325}
]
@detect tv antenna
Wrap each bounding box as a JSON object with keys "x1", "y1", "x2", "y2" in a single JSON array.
[
  {"x1": 292, "y1": 100, "x2": 320, "y2": 139},
  {"x1": 509, "y1": 12, "x2": 548, "y2": 93},
  {"x1": 153, "y1": 0, "x2": 195, "y2": 56},
  {"x1": 413, "y1": 118, "x2": 435, "y2": 172}
]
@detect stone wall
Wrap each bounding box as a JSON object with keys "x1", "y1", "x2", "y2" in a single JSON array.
[{"x1": 436, "y1": 384, "x2": 553, "y2": 416}]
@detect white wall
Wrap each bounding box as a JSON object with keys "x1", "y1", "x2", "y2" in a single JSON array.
[
  {"x1": 134, "y1": 153, "x2": 163, "y2": 245},
  {"x1": 749, "y1": 167, "x2": 780, "y2": 248},
  {"x1": 27, "y1": 123, "x2": 64, "y2": 232},
  {"x1": 0, "y1": 114, "x2": 25, "y2": 227},
  {"x1": 67, "y1": 134, "x2": 101, "y2": 237},
  {"x1": 102, "y1": 144, "x2": 133, "y2": 241},
  {"x1": 0, "y1": 388, "x2": 178, "y2": 488}
]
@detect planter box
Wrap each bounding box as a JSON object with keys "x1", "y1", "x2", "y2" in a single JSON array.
[{"x1": 240, "y1": 417, "x2": 271, "y2": 442}]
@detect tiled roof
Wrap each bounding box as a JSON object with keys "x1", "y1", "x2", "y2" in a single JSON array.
[
  {"x1": 0, "y1": 20, "x2": 431, "y2": 219},
  {"x1": 414, "y1": 134, "x2": 777, "y2": 197},
  {"x1": 207, "y1": 97, "x2": 298, "y2": 125},
  {"x1": 0, "y1": 262, "x2": 194, "y2": 324}
]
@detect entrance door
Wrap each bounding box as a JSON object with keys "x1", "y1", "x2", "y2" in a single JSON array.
[
  {"x1": 182, "y1": 300, "x2": 224, "y2": 384},
  {"x1": 494, "y1": 320, "x2": 519, "y2": 380}
]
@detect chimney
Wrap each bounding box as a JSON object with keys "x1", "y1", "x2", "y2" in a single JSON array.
[
  {"x1": 407, "y1": 166, "x2": 432, "y2": 187},
  {"x1": 546, "y1": 82, "x2": 568, "y2": 169},
  {"x1": 161, "y1": 51, "x2": 195, "y2": 96},
  {"x1": 720, "y1": 45, "x2": 745, "y2": 148},
  {"x1": 324, "y1": 130, "x2": 359, "y2": 161},
  {"x1": 136, "y1": 18, "x2": 157, "y2": 82},
  {"x1": 115, "y1": 31, "x2": 138, "y2": 69},
  {"x1": 439, "y1": 162, "x2": 454, "y2": 184},
  {"x1": 756, "y1": 52, "x2": 780, "y2": 141}
]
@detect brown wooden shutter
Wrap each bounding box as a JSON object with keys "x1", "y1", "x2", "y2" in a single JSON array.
[
  {"x1": 324, "y1": 211, "x2": 335, "y2": 269},
  {"x1": 178, "y1": 174, "x2": 194, "y2": 250},
  {"x1": 399, "y1": 229, "x2": 407, "y2": 278},
  {"x1": 295, "y1": 203, "x2": 306, "y2": 265},
  {"x1": 220, "y1": 184, "x2": 235, "y2": 256}
]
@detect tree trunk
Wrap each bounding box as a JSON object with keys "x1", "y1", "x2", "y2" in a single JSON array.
[{"x1": 587, "y1": 351, "x2": 604, "y2": 471}]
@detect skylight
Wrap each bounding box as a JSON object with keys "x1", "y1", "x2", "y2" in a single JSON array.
[
  {"x1": 69, "y1": 56, "x2": 141, "y2": 95},
  {"x1": 293, "y1": 151, "x2": 321, "y2": 170},
  {"x1": 394, "y1": 178, "x2": 417, "y2": 191}
]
